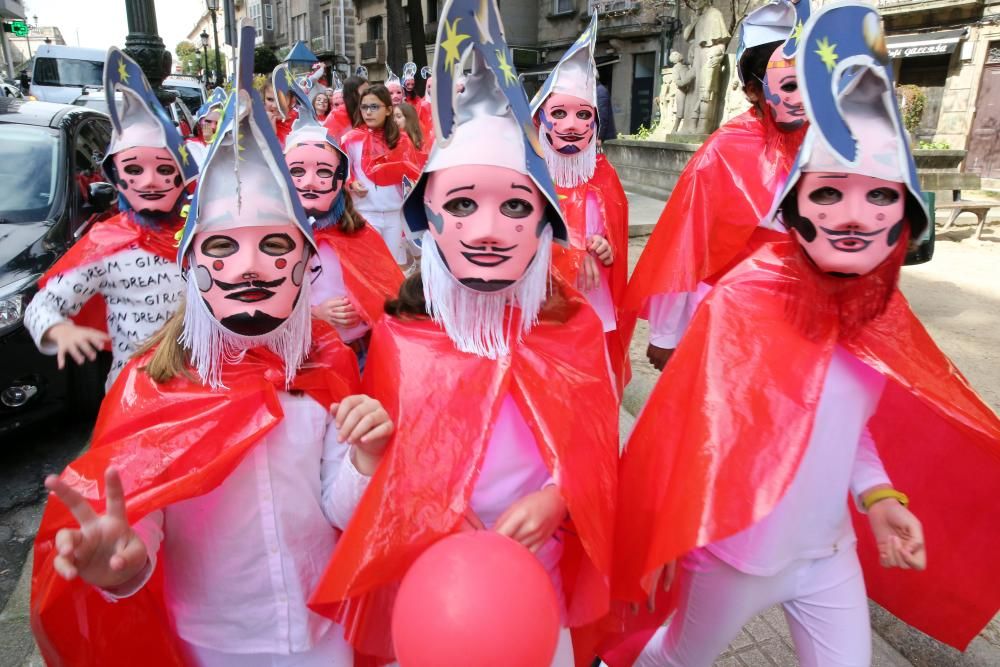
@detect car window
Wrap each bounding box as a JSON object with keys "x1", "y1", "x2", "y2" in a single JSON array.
[
  {"x1": 0, "y1": 125, "x2": 61, "y2": 223},
  {"x1": 163, "y1": 84, "x2": 204, "y2": 114},
  {"x1": 71, "y1": 119, "x2": 113, "y2": 228},
  {"x1": 34, "y1": 57, "x2": 104, "y2": 88}
]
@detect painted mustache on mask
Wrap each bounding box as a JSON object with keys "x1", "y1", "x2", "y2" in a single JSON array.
[
  {"x1": 296, "y1": 184, "x2": 339, "y2": 199},
  {"x1": 212, "y1": 276, "x2": 288, "y2": 303},
  {"x1": 459, "y1": 239, "x2": 518, "y2": 267}
]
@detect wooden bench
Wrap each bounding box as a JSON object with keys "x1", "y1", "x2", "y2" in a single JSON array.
[{"x1": 936, "y1": 200, "x2": 998, "y2": 240}]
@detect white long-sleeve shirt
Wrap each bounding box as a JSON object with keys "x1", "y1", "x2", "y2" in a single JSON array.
[
  {"x1": 119, "y1": 392, "x2": 371, "y2": 656},
  {"x1": 581, "y1": 191, "x2": 617, "y2": 333},
  {"x1": 23, "y1": 245, "x2": 183, "y2": 389},
  {"x1": 309, "y1": 241, "x2": 371, "y2": 343},
  {"x1": 344, "y1": 138, "x2": 407, "y2": 264},
  {"x1": 708, "y1": 346, "x2": 891, "y2": 576}
]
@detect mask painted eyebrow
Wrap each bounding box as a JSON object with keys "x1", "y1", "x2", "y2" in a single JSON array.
[
  {"x1": 154, "y1": 156, "x2": 174, "y2": 162},
  {"x1": 446, "y1": 185, "x2": 475, "y2": 196},
  {"x1": 780, "y1": 75, "x2": 795, "y2": 84},
  {"x1": 511, "y1": 183, "x2": 534, "y2": 193},
  {"x1": 817, "y1": 174, "x2": 848, "y2": 179},
  {"x1": 120, "y1": 156, "x2": 137, "y2": 162}
]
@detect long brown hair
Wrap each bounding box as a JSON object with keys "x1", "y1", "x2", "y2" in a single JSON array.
[
  {"x1": 361, "y1": 84, "x2": 400, "y2": 149},
  {"x1": 395, "y1": 102, "x2": 424, "y2": 151},
  {"x1": 384, "y1": 270, "x2": 429, "y2": 319},
  {"x1": 138, "y1": 306, "x2": 195, "y2": 384},
  {"x1": 338, "y1": 189, "x2": 369, "y2": 234},
  {"x1": 343, "y1": 76, "x2": 367, "y2": 127}
]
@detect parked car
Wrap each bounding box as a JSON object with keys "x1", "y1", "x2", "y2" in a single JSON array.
[
  {"x1": 0, "y1": 98, "x2": 117, "y2": 435},
  {"x1": 72, "y1": 87, "x2": 196, "y2": 139},
  {"x1": 28, "y1": 45, "x2": 105, "y2": 104},
  {"x1": 1, "y1": 77, "x2": 22, "y2": 98},
  {"x1": 162, "y1": 75, "x2": 207, "y2": 115}
]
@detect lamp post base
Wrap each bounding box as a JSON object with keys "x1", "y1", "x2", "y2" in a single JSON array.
[{"x1": 123, "y1": 0, "x2": 176, "y2": 106}]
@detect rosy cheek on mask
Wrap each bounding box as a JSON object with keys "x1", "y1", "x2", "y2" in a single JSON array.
[
  {"x1": 112, "y1": 146, "x2": 184, "y2": 214},
  {"x1": 790, "y1": 172, "x2": 907, "y2": 276},
  {"x1": 388, "y1": 85, "x2": 404, "y2": 105},
  {"x1": 424, "y1": 165, "x2": 546, "y2": 291},
  {"x1": 762, "y1": 53, "x2": 805, "y2": 132},
  {"x1": 285, "y1": 143, "x2": 344, "y2": 215},
  {"x1": 538, "y1": 94, "x2": 596, "y2": 155},
  {"x1": 191, "y1": 224, "x2": 309, "y2": 336}
]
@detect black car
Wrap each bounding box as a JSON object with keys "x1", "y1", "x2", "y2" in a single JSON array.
[{"x1": 0, "y1": 98, "x2": 117, "y2": 436}]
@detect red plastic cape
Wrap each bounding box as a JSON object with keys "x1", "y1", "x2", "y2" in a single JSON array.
[
  {"x1": 323, "y1": 107, "x2": 353, "y2": 143},
  {"x1": 314, "y1": 224, "x2": 404, "y2": 325},
  {"x1": 30, "y1": 320, "x2": 361, "y2": 667},
  {"x1": 309, "y1": 282, "x2": 619, "y2": 666},
  {"x1": 415, "y1": 97, "x2": 433, "y2": 146},
  {"x1": 551, "y1": 154, "x2": 631, "y2": 395},
  {"x1": 342, "y1": 127, "x2": 422, "y2": 187},
  {"x1": 602, "y1": 241, "x2": 1000, "y2": 664},
  {"x1": 623, "y1": 110, "x2": 803, "y2": 312},
  {"x1": 36, "y1": 211, "x2": 183, "y2": 340}
]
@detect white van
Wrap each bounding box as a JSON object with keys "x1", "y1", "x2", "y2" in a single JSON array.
[{"x1": 29, "y1": 45, "x2": 106, "y2": 104}]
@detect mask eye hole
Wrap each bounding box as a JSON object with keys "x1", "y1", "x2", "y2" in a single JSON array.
[
  {"x1": 201, "y1": 235, "x2": 239, "y2": 258},
  {"x1": 156, "y1": 164, "x2": 177, "y2": 176},
  {"x1": 443, "y1": 197, "x2": 478, "y2": 217},
  {"x1": 550, "y1": 109, "x2": 567, "y2": 119},
  {"x1": 500, "y1": 198, "x2": 534, "y2": 219},
  {"x1": 807, "y1": 186, "x2": 843, "y2": 205},
  {"x1": 867, "y1": 188, "x2": 901, "y2": 206},
  {"x1": 576, "y1": 109, "x2": 593, "y2": 120},
  {"x1": 780, "y1": 81, "x2": 798, "y2": 93},
  {"x1": 289, "y1": 166, "x2": 306, "y2": 178},
  {"x1": 123, "y1": 164, "x2": 144, "y2": 176},
  {"x1": 317, "y1": 168, "x2": 334, "y2": 179},
  {"x1": 259, "y1": 233, "x2": 296, "y2": 256}
]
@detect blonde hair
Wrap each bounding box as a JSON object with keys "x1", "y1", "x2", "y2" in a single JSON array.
[
  {"x1": 138, "y1": 305, "x2": 196, "y2": 384},
  {"x1": 395, "y1": 102, "x2": 424, "y2": 151}
]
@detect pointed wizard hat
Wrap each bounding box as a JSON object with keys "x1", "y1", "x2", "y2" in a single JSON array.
[
  {"x1": 101, "y1": 47, "x2": 199, "y2": 184},
  {"x1": 177, "y1": 19, "x2": 317, "y2": 266},
  {"x1": 530, "y1": 13, "x2": 599, "y2": 113},
  {"x1": 401, "y1": 0, "x2": 568, "y2": 244}
]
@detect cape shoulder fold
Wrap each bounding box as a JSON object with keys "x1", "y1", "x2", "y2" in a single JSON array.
[
  {"x1": 314, "y1": 224, "x2": 404, "y2": 326},
  {"x1": 30, "y1": 321, "x2": 360, "y2": 667},
  {"x1": 310, "y1": 284, "x2": 619, "y2": 665}
]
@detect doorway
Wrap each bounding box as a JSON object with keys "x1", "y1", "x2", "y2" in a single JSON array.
[
  {"x1": 630, "y1": 52, "x2": 655, "y2": 134},
  {"x1": 966, "y1": 42, "x2": 1000, "y2": 180}
]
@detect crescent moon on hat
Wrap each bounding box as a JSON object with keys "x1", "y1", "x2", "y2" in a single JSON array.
[{"x1": 863, "y1": 12, "x2": 888, "y2": 64}]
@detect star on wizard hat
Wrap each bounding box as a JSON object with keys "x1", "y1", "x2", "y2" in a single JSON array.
[
  {"x1": 101, "y1": 47, "x2": 199, "y2": 184},
  {"x1": 530, "y1": 12, "x2": 598, "y2": 113},
  {"x1": 769, "y1": 0, "x2": 929, "y2": 241},
  {"x1": 401, "y1": 0, "x2": 568, "y2": 245},
  {"x1": 735, "y1": 0, "x2": 811, "y2": 85},
  {"x1": 177, "y1": 19, "x2": 317, "y2": 266}
]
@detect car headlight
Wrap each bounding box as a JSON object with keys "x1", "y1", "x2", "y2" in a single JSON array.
[{"x1": 0, "y1": 294, "x2": 24, "y2": 334}]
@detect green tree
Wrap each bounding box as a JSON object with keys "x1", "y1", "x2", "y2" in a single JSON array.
[
  {"x1": 254, "y1": 46, "x2": 280, "y2": 74},
  {"x1": 175, "y1": 41, "x2": 202, "y2": 77}
]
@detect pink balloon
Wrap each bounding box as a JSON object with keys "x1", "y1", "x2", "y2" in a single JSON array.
[{"x1": 392, "y1": 532, "x2": 561, "y2": 667}]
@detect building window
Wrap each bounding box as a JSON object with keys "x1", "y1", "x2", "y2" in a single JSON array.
[
  {"x1": 264, "y1": 3, "x2": 274, "y2": 31},
  {"x1": 322, "y1": 9, "x2": 331, "y2": 49},
  {"x1": 988, "y1": 41, "x2": 1000, "y2": 65},
  {"x1": 426, "y1": 0, "x2": 438, "y2": 22},
  {"x1": 554, "y1": 0, "x2": 574, "y2": 14},
  {"x1": 368, "y1": 16, "x2": 383, "y2": 41},
  {"x1": 292, "y1": 13, "x2": 307, "y2": 41},
  {"x1": 249, "y1": 0, "x2": 262, "y2": 31}
]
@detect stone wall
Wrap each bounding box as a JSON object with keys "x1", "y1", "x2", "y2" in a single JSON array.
[{"x1": 603, "y1": 138, "x2": 701, "y2": 200}]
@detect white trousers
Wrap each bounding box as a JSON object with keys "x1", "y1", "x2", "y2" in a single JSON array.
[
  {"x1": 187, "y1": 624, "x2": 353, "y2": 667},
  {"x1": 635, "y1": 547, "x2": 871, "y2": 667},
  {"x1": 363, "y1": 208, "x2": 408, "y2": 264}
]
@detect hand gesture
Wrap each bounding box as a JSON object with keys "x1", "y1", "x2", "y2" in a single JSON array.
[
  {"x1": 577, "y1": 253, "x2": 602, "y2": 293},
  {"x1": 43, "y1": 322, "x2": 110, "y2": 370},
  {"x1": 632, "y1": 561, "x2": 677, "y2": 615},
  {"x1": 867, "y1": 497, "x2": 926, "y2": 571},
  {"x1": 313, "y1": 297, "x2": 362, "y2": 329},
  {"x1": 349, "y1": 181, "x2": 368, "y2": 198},
  {"x1": 645, "y1": 344, "x2": 674, "y2": 371},
  {"x1": 44, "y1": 467, "x2": 149, "y2": 590},
  {"x1": 587, "y1": 234, "x2": 613, "y2": 266},
  {"x1": 333, "y1": 395, "x2": 394, "y2": 475},
  {"x1": 494, "y1": 486, "x2": 567, "y2": 553}
]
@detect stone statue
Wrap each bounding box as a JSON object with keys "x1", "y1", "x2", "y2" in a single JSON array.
[
  {"x1": 683, "y1": 0, "x2": 730, "y2": 134},
  {"x1": 670, "y1": 50, "x2": 695, "y2": 133}
]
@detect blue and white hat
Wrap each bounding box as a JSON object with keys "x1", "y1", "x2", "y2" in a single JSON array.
[
  {"x1": 401, "y1": 0, "x2": 568, "y2": 244},
  {"x1": 770, "y1": 1, "x2": 928, "y2": 238},
  {"x1": 195, "y1": 86, "x2": 227, "y2": 124},
  {"x1": 735, "y1": 0, "x2": 811, "y2": 86},
  {"x1": 101, "y1": 47, "x2": 199, "y2": 184},
  {"x1": 177, "y1": 20, "x2": 317, "y2": 266},
  {"x1": 530, "y1": 13, "x2": 598, "y2": 113}
]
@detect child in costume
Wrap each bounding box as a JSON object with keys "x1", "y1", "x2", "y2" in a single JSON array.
[
  {"x1": 609, "y1": 4, "x2": 1000, "y2": 665},
  {"x1": 24, "y1": 48, "x2": 199, "y2": 389},
  {"x1": 308, "y1": 2, "x2": 619, "y2": 664},
  {"x1": 342, "y1": 83, "x2": 421, "y2": 266},
  {"x1": 624, "y1": 0, "x2": 810, "y2": 370},
  {"x1": 30, "y1": 23, "x2": 393, "y2": 667},
  {"x1": 272, "y1": 64, "x2": 403, "y2": 363},
  {"x1": 384, "y1": 66, "x2": 404, "y2": 106},
  {"x1": 322, "y1": 71, "x2": 355, "y2": 141},
  {"x1": 531, "y1": 15, "x2": 630, "y2": 394},
  {"x1": 186, "y1": 86, "x2": 227, "y2": 167}
]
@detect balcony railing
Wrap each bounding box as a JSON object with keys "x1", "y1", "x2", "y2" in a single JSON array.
[
  {"x1": 361, "y1": 39, "x2": 385, "y2": 64},
  {"x1": 588, "y1": 0, "x2": 640, "y2": 16}
]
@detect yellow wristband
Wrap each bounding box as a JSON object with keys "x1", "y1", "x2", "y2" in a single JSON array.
[{"x1": 862, "y1": 488, "x2": 909, "y2": 512}]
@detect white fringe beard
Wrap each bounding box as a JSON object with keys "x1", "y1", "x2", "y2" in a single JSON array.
[
  {"x1": 179, "y1": 275, "x2": 313, "y2": 390},
  {"x1": 541, "y1": 136, "x2": 597, "y2": 188},
  {"x1": 420, "y1": 227, "x2": 554, "y2": 359}
]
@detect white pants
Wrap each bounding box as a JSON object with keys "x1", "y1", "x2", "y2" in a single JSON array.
[
  {"x1": 187, "y1": 624, "x2": 353, "y2": 667},
  {"x1": 362, "y1": 207, "x2": 407, "y2": 264},
  {"x1": 636, "y1": 547, "x2": 871, "y2": 667}
]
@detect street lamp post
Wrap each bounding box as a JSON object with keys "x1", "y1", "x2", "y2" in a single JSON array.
[
  {"x1": 206, "y1": 0, "x2": 223, "y2": 88},
  {"x1": 123, "y1": 0, "x2": 176, "y2": 106},
  {"x1": 200, "y1": 31, "x2": 210, "y2": 86}
]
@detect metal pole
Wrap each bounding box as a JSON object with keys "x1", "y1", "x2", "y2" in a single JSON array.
[
  {"x1": 210, "y1": 9, "x2": 222, "y2": 87},
  {"x1": 202, "y1": 48, "x2": 209, "y2": 85},
  {"x1": 123, "y1": 0, "x2": 176, "y2": 106},
  {"x1": 0, "y1": 30, "x2": 14, "y2": 79}
]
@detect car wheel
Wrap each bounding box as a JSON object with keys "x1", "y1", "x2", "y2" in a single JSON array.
[{"x1": 68, "y1": 351, "x2": 111, "y2": 419}]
